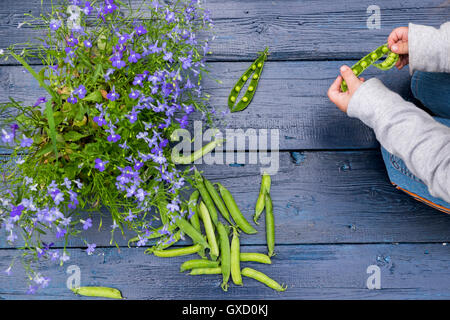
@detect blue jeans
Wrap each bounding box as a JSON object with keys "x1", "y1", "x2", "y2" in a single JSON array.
[{"x1": 381, "y1": 71, "x2": 450, "y2": 213}]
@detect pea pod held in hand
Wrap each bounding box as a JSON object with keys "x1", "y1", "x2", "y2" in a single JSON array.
[
  {"x1": 241, "y1": 267, "x2": 287, "y2": 292},
  {"x1": 228, "y1": 47, "x2": 269, "y2": 113},
  {"x1": 217, "y1": 183, "x2": 257, "y2": 234},
  {"x1": 198, "y1": 201, "x2": 220, "y2": 259},
  {"x1": 341, "y1": 43, "x2": 399, "y2": 92},
  {"x1": 71, "y1": 286, "x2": 124, "y2": 299},
  {"x1": 254, "y1": 172, "x2": 271, "y2": 224},
  {"x1": 194, "y1": 170, "x2": 219, "y2": 226}
]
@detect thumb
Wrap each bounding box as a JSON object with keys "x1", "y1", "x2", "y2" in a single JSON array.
[
  {"x1": 391, "y1": 41, "x2": 408, "y2": 55},
  {"x1": 340, "y1": 65, "x2": 359, "y2": 91}
]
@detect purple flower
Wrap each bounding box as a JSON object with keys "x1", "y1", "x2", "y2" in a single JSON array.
[
  {"x1": 104, "y1": 68, "x2": 115, "y2": 81},
  {"x1": 33, "y1": 97, "x2": 47, "y2": 107},
  {"x1": 20, "y1": 134, "x2": 33, "y2": 147},
  {"x1": 82, "y1": 218, "x2": 93, "y2": 230},
  {"x1": 84, "y1": 39, "x2": 93, "y2": 48},
  {"x1": 106, "y1": 86, "x2": 120, "y2": 101},
  {"x1": 103, "y1": 0, "x2": 118, "y2": 15},
  {"x1": 93, "y1": 115, "x2": 107, "y2": 127},
  {"x1": 179, "y1": 56, "x2": 192, "y2": 70},
  {"x1": 118, "y1": 33, "x2": 130, "y2": 45},
  {"x1": 107, "y1": 133, "x2": 121, "y2": 143},
  {"x1": 112, "y1": 59, "x2": 126, "y2": 69},
  {"x1": 50, "y1": 19, "x2": 62, "y2": 31},
  {"x1": 128, "y1": 50, "x2": 141, "y2": 63},
  {"x1": 83, "y1": 1, "x2": 93, "y2": 15},
  {"x1": 163, "y1": 51, "x2": 173, "y2": 62},
  {"x1": 67, "y1": 95, "x2": 78, "y2": 104},
  {"x1": 73, "y1": 84, "x2": 87, "y2": 99},
  {"x1": 86, "y1": 243, "x2": 96, "y2": 255},
  {"x1": 132, "y1": 75, "x2": 144, "y2": 87},
  {"x1": 134, "y1": 25, "x2": 147, "y2": 36},
  {"x1": 95, "y1": 158, "x2": 109, "y2": 172},
  {"x1": 67, "y1": 34, "x2": 79, "y2": 47},
  {"x1": 165, "y1": 9, "x2": 175, "y2": 23},
  {"x1": 126, "y1": 110, "x2": 139, "y2": 124},
  {"x1": 1, "y1": 129, "x2": 13, "y2": 144},
  {"x1": 10, "y1": 204, "x2": 25, "y2": 218},
  {"x1": 56, "y1": 227, "x2": 67, "y2": 239},
  {"x1": 50, "y1": 188, "x2": 64, "y2": 205},
  {"x1": 129, "y1": 89, "x2": 140, "y2": 99}
]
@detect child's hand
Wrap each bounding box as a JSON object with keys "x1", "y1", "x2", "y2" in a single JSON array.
[
  {"x1": 388, "y1": 26, "x2": 409, "y2": 69},
  {"x1": 327, "y1": 65, "x2": 364, "y2": 113}
]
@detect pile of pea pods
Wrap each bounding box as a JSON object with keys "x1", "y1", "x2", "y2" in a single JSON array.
[{"x1": 153, "y1": 170, "x2": 286, "y2": 292}]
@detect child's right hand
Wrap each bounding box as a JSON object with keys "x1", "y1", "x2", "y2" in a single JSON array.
[{"x1": 387, "y1": 27, "x2": 409, "y2": 70}]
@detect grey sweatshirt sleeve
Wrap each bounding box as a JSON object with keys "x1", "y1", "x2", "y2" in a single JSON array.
[
  {"x1": 347, "y1": 78, "x2": 450, "y2": 203},
  {"x1": 409, "y1": 22, "x2": 450, "y2": 74}
]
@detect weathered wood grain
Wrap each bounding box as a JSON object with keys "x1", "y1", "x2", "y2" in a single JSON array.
[
  {"x1": 0, "y1": 61, "x2": 416, "y2": 150},
  {"x1": 1, "y1": 243, "x2": 449, "y2": 299},
  {"x1": 1, "y1": 151, "x2": 449, "y2": 249},
  {"x1": 0, "y1": 0, "x2": 448, "y2": 64}
]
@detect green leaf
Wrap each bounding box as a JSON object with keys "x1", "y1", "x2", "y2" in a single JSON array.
[
  {"x1": 84, "y1": 90, "x2": 103, "y2": 103},
  {"x1": 45, "y1": 101, "x2": 58, "y2": 160},
  {"x1": 35, "y1": 143, "x2": 53, "y2": 157},
  {"x1": 63, "y1": 131, "x2": 88, "y2": 142}
]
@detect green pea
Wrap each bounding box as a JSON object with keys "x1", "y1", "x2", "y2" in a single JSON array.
[
  {"x1": 242, "y1": 75, "x2": 248, "y2": 81},
  {"x1": 370, "y1": 53, "x2": 378, "y2": 60},
  {"x1": 230, "y1": 228, "x2": 242, "y2": 285},
  {"x1": 251, "y1": 65, "x2": 256, "y2": 70},
  {"x1": 235, "y1": 86, "x2": 241, "y2": 92},
  {"x1": 240, "y1": 252, "x2": 272, "y2": 264},
  {"x1": 230, "y1": 96, "x2": 236, "y2": 102},
  {"x1": 153, "y1": 244, "x2": 202, "y2": 258},
  {"x1": 217, "y1": 222, "x2": 231, "y2": 291},
  {"x1": 180, "y1": 259, "x2": 220, "y2": 272},
  {"x1": 71, "y1": 286, "x2": 124, "y2": 299},
  {"x1": 352, "y1": 68, "x2": 359, "y2": 75},
  {"x1": 217, "y1": 183, "x2": 257, "y2": 234},
  {"x1": 257, "y1": 62, "x2": 262, "y2": 68},
  {"x1": 198, "y1": 201, "x2": 220, "y2": 260},
  {"x1": 360, "y1": 61, "x2": 368, "y2": 68},
  {"x1": 189, "y1": 267, "x2": 222, "y2": 275},
  {"x1": 248, "y1": 86, "x2": 254, "y2": 92},
  {"x1": 242, "y1": 97, "x2": 248, "y2": 103},
  {"x1": 174, "y1": 216, "x2": 209, "y2": 250},
  {"x1": 241, "y1": 267, "x2": 287, "y2": 292},
  {"x1": 252, "y1": 74, "x2": 259, "y2": 80},
  {"x1": 382, "y1": 46, "x2": 389, "y2": 53},
  {"x1": 194, "y1": 170, "x2": 219, "y2": 226}
]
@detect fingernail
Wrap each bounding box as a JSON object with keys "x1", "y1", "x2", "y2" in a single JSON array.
[
  {"x1": 340, "y1": 65, "x2": 348, "y2": 72},
  {"x1": 392, "y1": 45, "x2": 398, "y2": 52}
]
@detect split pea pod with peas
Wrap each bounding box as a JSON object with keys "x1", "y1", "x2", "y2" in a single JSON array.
[
  {"x1": 341, "y1": 43, "x2": 399, "y2": 92},
  {"x1": 228, "y1": 47, "x2": 269, "y2": 112}
]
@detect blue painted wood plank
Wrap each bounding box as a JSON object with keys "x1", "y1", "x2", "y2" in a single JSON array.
[
  {"x1": 1, "y1": 243, "x2": 449, "y2": 299},
  {"x1": 0, "y1": 61, "x2": 415, "y2": 150},
  {"x1": 0, "y1": 1, "x2": 448, "y2": 63},
  {"x1": 1, "y1": 151, "x2": 449, "y2": 249}
]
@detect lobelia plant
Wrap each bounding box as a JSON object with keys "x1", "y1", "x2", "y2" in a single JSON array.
[{"x1": 0, "y1": 0, "x2": 217, "y2": 293}]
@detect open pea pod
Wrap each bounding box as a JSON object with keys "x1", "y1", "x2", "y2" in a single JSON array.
[
  {"x1": 228, "y1": 47, "x2": 269, "y2": 112},
  {"x1": 341, "y1": 43, "x2": 399, "y2": 92}
]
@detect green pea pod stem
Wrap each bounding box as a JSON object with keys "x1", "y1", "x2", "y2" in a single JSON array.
[
  {"x1": 217, "y1": 222, "x2": 231, "y2": 291},
  {"x1": 153, "y1": 243, "x2": 202, "y2": 258},
  {"x1": 230, "y1": 228, "x2": 243, "y2": 285},
  {"x1": 198, "y1": 201, "x2": 220, "y2": 259},
  {"x1": 217, "y1": 183, "x2": 257, "y2": 234},
  {"x1": 240, "y1": 252, "x2": 272, "y2": 264},
  {"x1": 188, "y1": 191, "x2": 201, "y2": 232},
  {"x1": 174, "y1": 216, "x2": 210, "y2": 250},
  {"x1": 204, "y1": 178, "x2": 232, "y2": 224},
  {"x1": 241, "y1": 267, "x2": 287, "y2": 292},
  {"x1": 229, "y1": 47, "x2": 269, "y2": 113},
  {"x1": 189, "y1": 267, "x2": 222, "y2": 275},
  {"x1": 171, "y1": 139, "x2": 224, "y2": 164},
  {"x1": 341, "y1": 43, "x2": 399, "y2": 92},
  {"x1": 180, "y1": 259, "x2": 220, "y2": 272},
  {"x1": 71, "y1": 286, "x2": 124, "y2": 299},
  {"x1": 194, "y1": 170, "x2": 219, "y2": 226},
  {"x1": 254, "y1": 172, "x2": 271, "y2": 224},
  {"x1": 265, "y1": 192, "x2": 275, "y2": 257}
]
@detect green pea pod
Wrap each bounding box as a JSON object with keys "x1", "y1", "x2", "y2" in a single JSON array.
[
  {"x1": 189, "y1": 267, "x2": 222, "y2": 275},
  {"x1": 217, "y1": 222, "x2": 231, "y2": 291},
  {"x1": 71, "y1": 286, "x2": 124, "y2": 299},
  {"x1": 171, "y1": 139, "x2": 224, "y2": 164},
  {"x1": 254, "y1": 172, "x2": 271, "y2": 224},
  {"x1": 153, "y1": 243, "x2": 202, "y2": 257},
  {"x1": 240, "y1": 252, "x2": 272, "y2": 264},
  {"x1": 180, "y1": 259, "x2": 220, "y2": 272},
  {"x1": 341, "y1": 43, "x2": 399, "y2": 92},
  {"x1": 230, "y1": 228, "x2": 243, "y2": 285},
  {"x1": 194, "y1": 170, "x2": 219, "y2": 226},
  {"x1": 203, "y1": 178, "x2": 232, "y2": 224},
  {"x1": 174, "y1": 216, "x2": 210, "y2": 250},
  {"x1": 228, "y1": 47, "x2": 269, "y2": 113},
  {"x1": 241, "y1": 267, "x2": 287, "y2": 292},
  {"x1": 198, "y1": 201, "x2": 220, "y2": 260},
  {"x1": 217, "y1": 183, "x2": 257, "y2": 234},
  {"x1": 265, "y1": 192, "x2": 275, "y2": 257}
]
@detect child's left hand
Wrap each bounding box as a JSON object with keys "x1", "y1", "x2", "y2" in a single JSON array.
[{"x1": 327, "y1": 65, "x2": 365, "y2": 113}]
